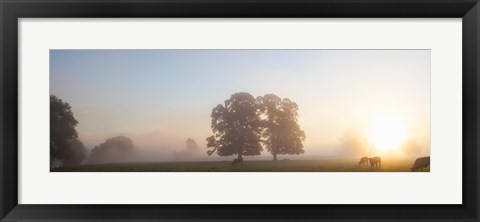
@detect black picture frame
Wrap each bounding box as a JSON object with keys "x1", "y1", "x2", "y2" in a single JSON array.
[{"x1": 1, "y1": 0, "x2": 479, "y2": 221}]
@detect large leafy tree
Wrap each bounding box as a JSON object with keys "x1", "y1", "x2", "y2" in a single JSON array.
[
  {"x1": 206, "y1": 92, "x2": 263, "y2": 159},
  {"x1": 50, "y1": 95, "x2": 86, "y2": 167},
  {"x1": 257, "y1": 94, "x2": 306, "y2": 160}
]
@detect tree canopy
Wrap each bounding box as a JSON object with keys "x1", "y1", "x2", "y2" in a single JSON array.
[
  {"x1": 87, "y1": 136, "x2": 136, "y2": 164},
  {"x1": 206, "y1": 92, "x2": 263, "y2": 159},
  {"x1": 185, "y1": 138, "x2": 199, "y2": 151},
  {"x1": 257, "y1": 94, "x2": 306, "y2": 160},
  {"x1": 173, "y1": 138, "x2": 200, "y2": 160},
  {"x1": 50, "y1": 95, "x2": 86, "y2": 167},
  {"x1": 400, "y1": 139, "x2": 421, "y2": 156},
  {"x1": 339, "y1": 130, "x2": 371, "y2": 157},
  {"x1": 207, "y1": 92, "x2": 305, "y2": 161}
]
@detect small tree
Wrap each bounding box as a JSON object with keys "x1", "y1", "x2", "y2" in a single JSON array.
[
  {"x1": 185, "y1": 138, "x2": 199, "y2": 151},
  {"x1": 50, "y1": 95, "x2": 86, "y2": 167},
  {"x1": 87, "y1": 136, "x2": 135, "y2": 164},
  {"x1": 339, "y1": 130, "x2": 370, "y2": 157},
  {"x1": 173, "y1": 138, "x2": 199, "y2": 160},
  {"x1": 258, "y1": 94, "x2": 306, "y2": 160},
  {"x1": 206, "y1": 92, "x2": 263, "y2": 160},
  {"x1": 400, "y1": 139, "x2": 421, "y2": 156}
]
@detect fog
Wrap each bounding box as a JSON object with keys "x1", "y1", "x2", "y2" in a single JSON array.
[
  {"x1": 51, "y1": 50, "x2": 431, "y2": 165},
  {"x1": 78, "y1": 130, "x2": 429, "y2": 164}
]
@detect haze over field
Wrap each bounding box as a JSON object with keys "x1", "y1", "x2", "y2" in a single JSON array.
[{"x1": 50, "y1": 49, "x2": 430, "y2": 165}]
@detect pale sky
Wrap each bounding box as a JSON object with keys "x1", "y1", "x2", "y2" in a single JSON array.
[{"x1": 50, "y1": 50, "x2": 430, "y2": 157}]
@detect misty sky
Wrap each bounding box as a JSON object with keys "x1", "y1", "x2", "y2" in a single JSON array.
[{"x1": 50, "y1": 50, "x2": 430, "y2": 157}]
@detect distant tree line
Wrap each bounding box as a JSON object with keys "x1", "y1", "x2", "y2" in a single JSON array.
[{"x1": 206, "y1": 92, "x2": 306, "y2": 161}]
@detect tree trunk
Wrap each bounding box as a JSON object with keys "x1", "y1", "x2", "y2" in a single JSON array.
[{"x1": 272, "y1": 142, "x2": 277, "y2": 161}]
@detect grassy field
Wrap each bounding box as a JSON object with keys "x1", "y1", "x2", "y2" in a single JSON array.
[{"x1": 51, "y1": 158, "x2": 430, "y2": 172}]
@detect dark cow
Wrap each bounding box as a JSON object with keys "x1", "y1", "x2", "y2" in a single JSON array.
[
  {"x1": 359, "y1": 157, "x2": 369, "y2": 166},
  {"x1": 232, "y1": 157, "x2": 243, "y2": 166},
  {"x1": 411, "y1": 156, "x2": 430, "y2": 171},
  {"x1": 369, "y1": 156, "x2": 381, "y2": 168}
]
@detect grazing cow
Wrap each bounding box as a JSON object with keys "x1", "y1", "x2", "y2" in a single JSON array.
[
  {"x1": 232, "y1": 157, "x2": 243, "y2": 166},
  {"x1": 369, "y1": 156, "x2": 381, "y2": 168},
  {"x1": 411, "y1": 156, "x2": 430, "y2": 171},
  {"x1": 359, "y1": 157, "x2": 369, "y2": 166}
]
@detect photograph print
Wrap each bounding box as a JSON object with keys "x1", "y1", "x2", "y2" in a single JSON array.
[{"x1": 50, "y1": 49, "x2": 430, "y2": 172}]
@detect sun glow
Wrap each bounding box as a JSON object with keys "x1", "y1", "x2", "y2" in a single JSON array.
[{"x1": 370, "y1": 113, "x2": 406, "y2": 152}]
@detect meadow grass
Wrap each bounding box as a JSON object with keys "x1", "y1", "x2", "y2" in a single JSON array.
[{"x1": 51, "y1": 159, "x2": 430, "y2": 172}]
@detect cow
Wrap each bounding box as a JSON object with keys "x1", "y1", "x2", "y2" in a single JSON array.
[
  {"x1": 359, "y1": 157, "x2": 369, "y2": 166},
  {"x1": 369, "y1": 156, "x2": 381, "y2": 168},
  {"x1": 411, "y1": 156, "x2": 430, "y2": 171},
  {"x1": 232, "y1": 157, "x2": 243, "y2": 166}
]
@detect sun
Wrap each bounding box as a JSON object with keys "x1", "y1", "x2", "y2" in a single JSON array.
[{"x1": 370, "y1": 113, "x2": 406, "y2": 152}]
